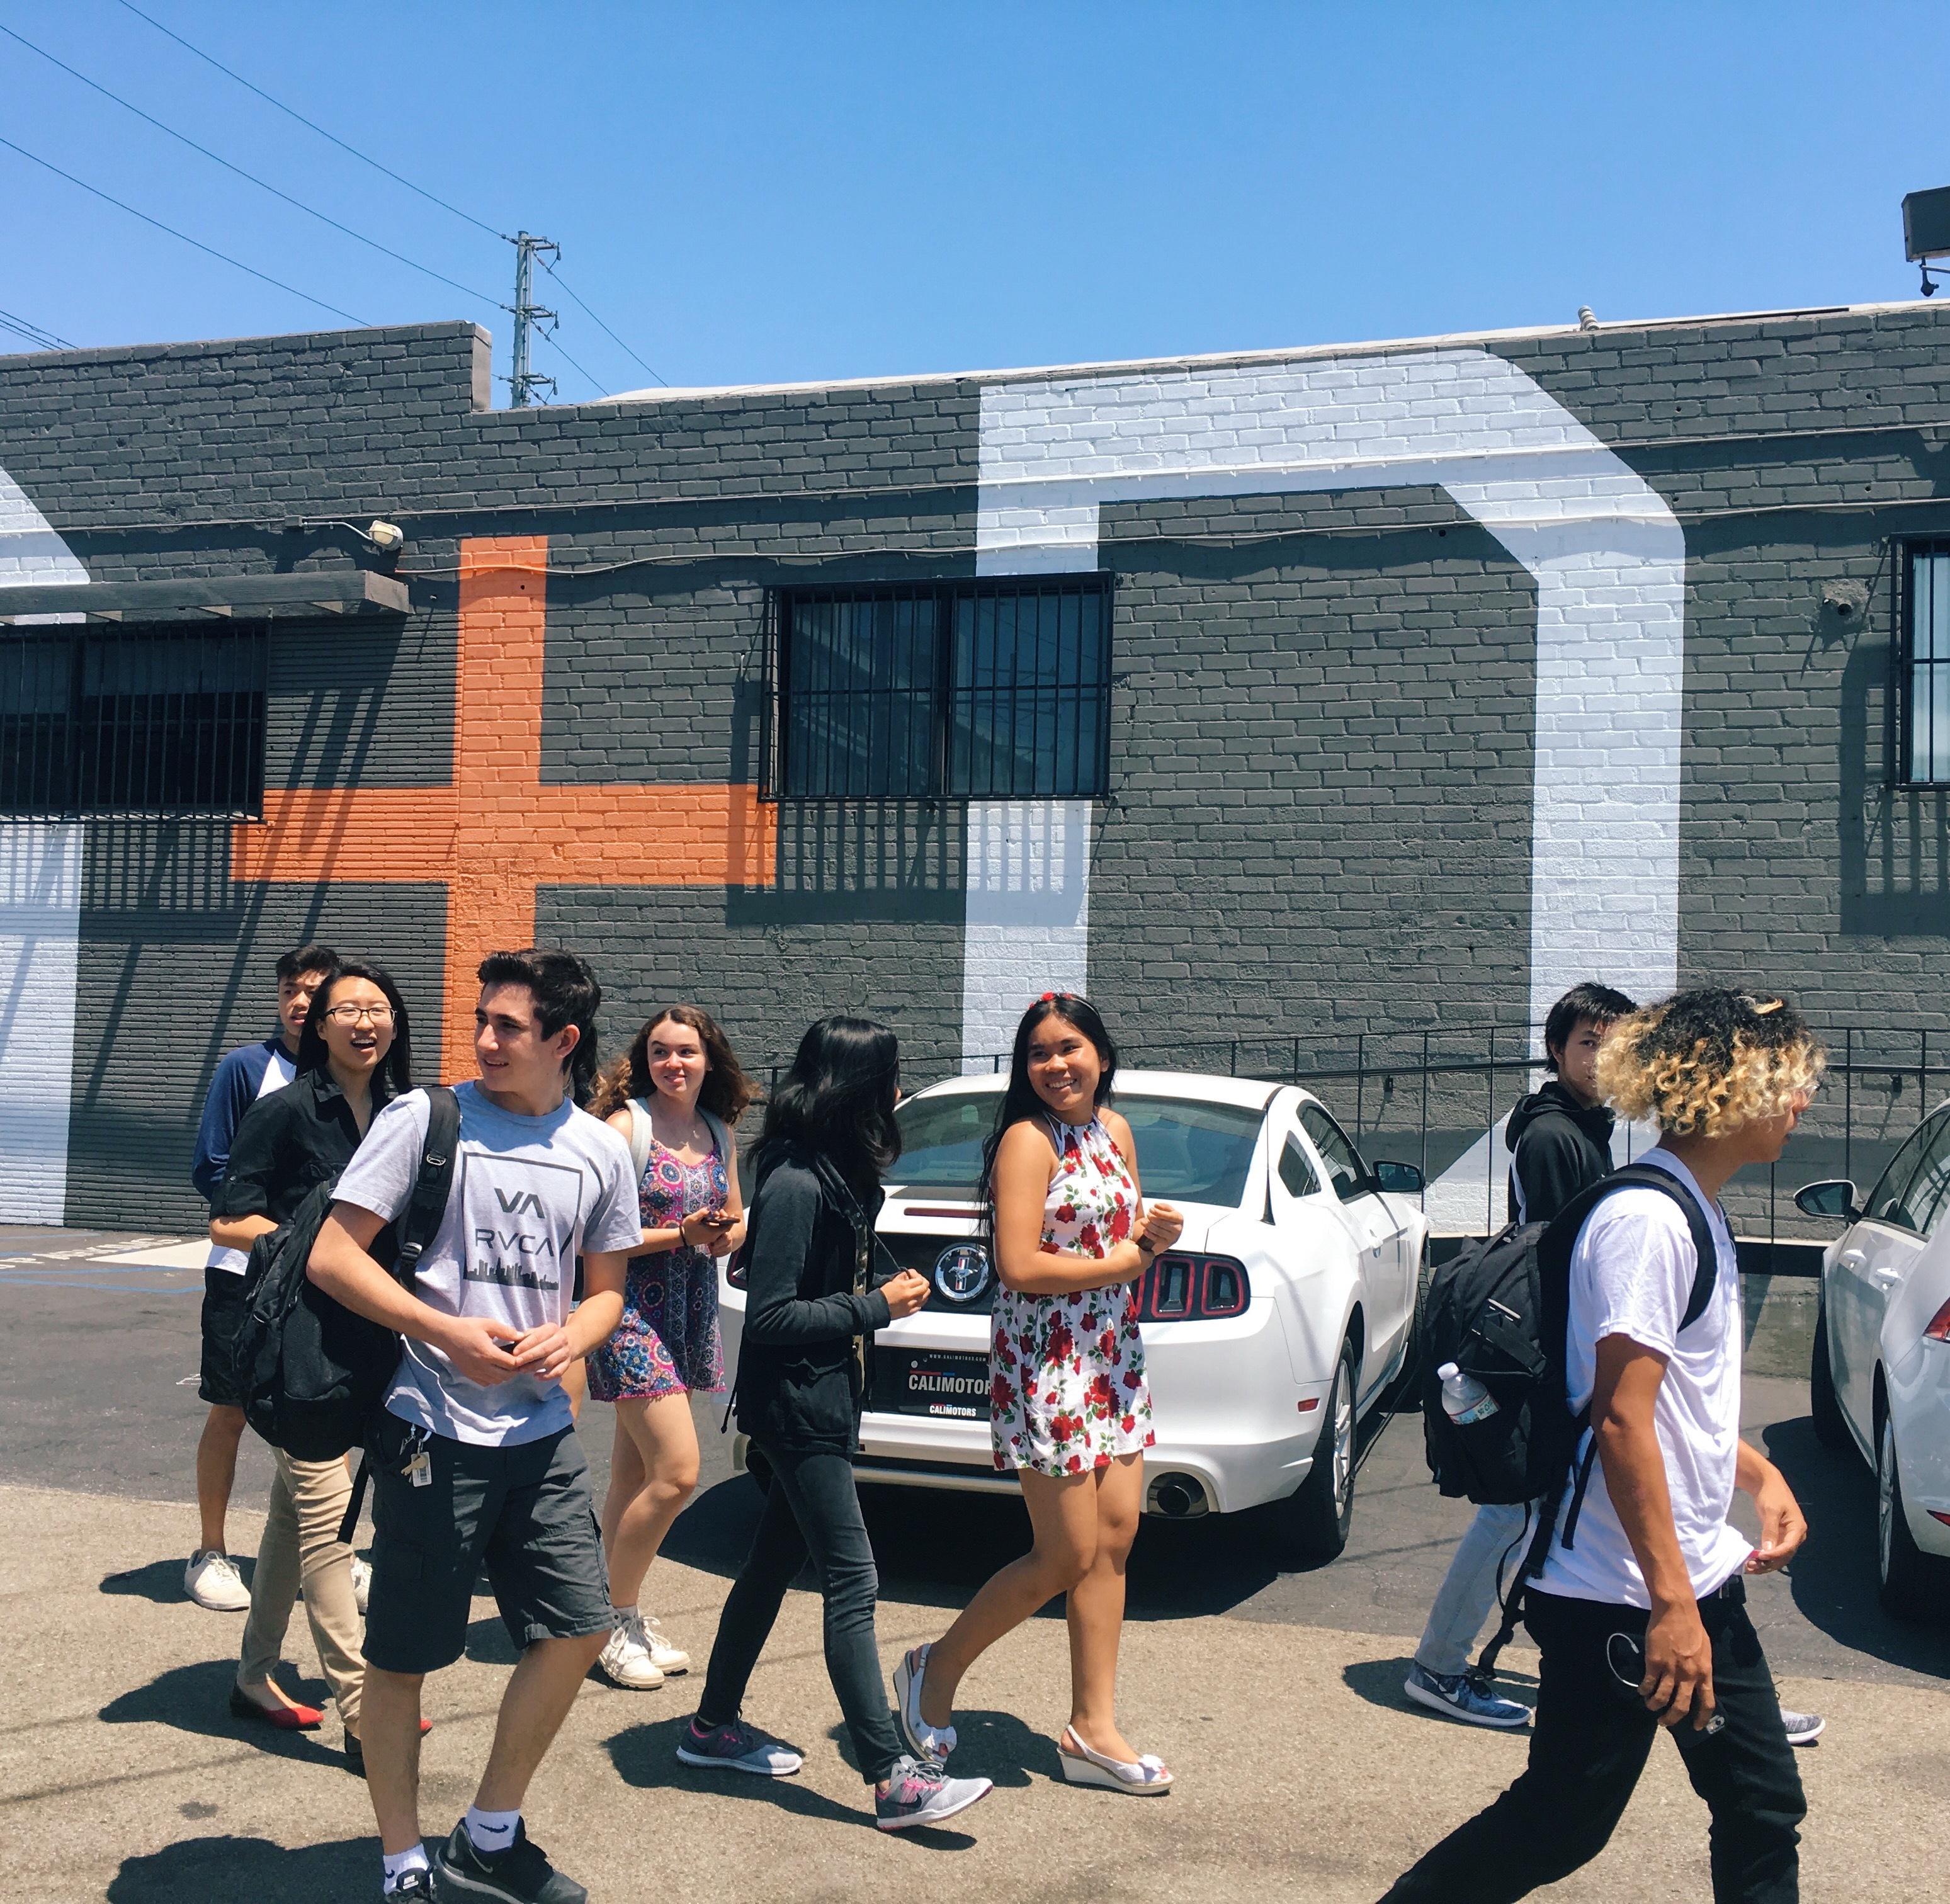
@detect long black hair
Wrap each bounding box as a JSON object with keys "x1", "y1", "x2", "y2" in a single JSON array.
[
  {"x1": 757, "y1": 1015, "x2": 901, "y2": 1196},
  {"x1": 297, "y1": 958, "x2": 414, "y2": 1106},
  {"x1": 975, "y1": 994, "x2": 1118, "y2": 1215}
]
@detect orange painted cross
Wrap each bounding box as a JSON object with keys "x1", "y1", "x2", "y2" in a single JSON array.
[{"x1": 234, "y1": 536, "x2": 776, "y2": 1079}]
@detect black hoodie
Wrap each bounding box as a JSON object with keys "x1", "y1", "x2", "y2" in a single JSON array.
[{"x1": 1505, "y1": 1079, "x2": 1616, "y2": 1225}]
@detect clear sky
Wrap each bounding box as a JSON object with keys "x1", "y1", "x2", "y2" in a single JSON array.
[{"x1": 4, "y1": 1, "x2": 1948, "y2": 405}]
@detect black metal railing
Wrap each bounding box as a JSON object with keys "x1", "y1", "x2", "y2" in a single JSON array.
[{"x1": 752, "y1": 1020, "x2": 1948, "y2": 1257}]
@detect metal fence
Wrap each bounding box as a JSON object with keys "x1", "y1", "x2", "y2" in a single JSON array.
[{"x1": 755, "y1": 1020, "x2": 1949, "y2": 1255}]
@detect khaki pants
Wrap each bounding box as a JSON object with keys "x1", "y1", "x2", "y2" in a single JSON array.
[{"x1": 237, "y1": 1449, "x2": 364, "y2": 1735}]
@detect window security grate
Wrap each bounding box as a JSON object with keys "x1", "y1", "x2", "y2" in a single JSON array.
[
  {"x1": 0, "y1": 624, "x2": 268, "y2": 819},
  {"x1": 765, "y1": 578, "x2": 1110, "y2": 801}
]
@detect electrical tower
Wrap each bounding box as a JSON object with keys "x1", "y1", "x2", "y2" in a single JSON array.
[{"x1": 505, "y1": 230, "x2": 559, "y2": 407}]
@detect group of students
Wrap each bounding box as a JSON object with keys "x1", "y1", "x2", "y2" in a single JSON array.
[{"x1": 185, "y1": 941, "x2": 1829, "y2": 1903}]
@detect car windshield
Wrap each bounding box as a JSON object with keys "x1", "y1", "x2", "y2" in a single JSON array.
[{"x1": 892, "y1": 1090, "x2": 1264, "y2": 1208}]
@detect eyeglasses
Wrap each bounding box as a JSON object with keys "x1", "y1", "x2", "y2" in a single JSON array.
[{"x1": 323, "y1": 1003, "x2": 395, "y2": 1026}]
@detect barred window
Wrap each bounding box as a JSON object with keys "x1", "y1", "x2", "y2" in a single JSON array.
[
  {"x1": 1904, "y1": 543, "x2": 1950, "y2": 786},
  {"x1": 766, "y1": 578, "x2": 1110, "y2": 800},
  {"x1": 0, "y1": 625, "x2": 268, "y2": 819}
]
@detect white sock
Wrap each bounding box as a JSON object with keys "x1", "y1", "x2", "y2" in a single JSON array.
[
  {"x1": 611, "y1": 1602, "x2": 637, "y2": 1623},
  {"x1": 381, "y1": 1845, "x2": 429, "y2": 1891},
  {"x1": 464, "y1": 1806, "x2": 521, "y2": 1854}
]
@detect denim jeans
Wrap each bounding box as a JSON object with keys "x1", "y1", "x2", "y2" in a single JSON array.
[
  {"x1": 1382, "y1": 1581, "x2": 1805, "y2": 1903},
  {"x1": 697, "y1": 1442, "x2": 905, "y2": 1783},
  {"x1": 1415, "y1": 1500, "x2": 1534, "y2": 1677}
]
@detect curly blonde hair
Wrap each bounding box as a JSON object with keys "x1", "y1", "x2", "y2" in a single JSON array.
[{"x1": 1596, "y1": 988, "x2": 1825, "y2": 1138}]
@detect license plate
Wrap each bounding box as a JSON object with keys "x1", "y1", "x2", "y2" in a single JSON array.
[{"x1": 882, "y1": 1349, "x2": 989, "y2": 1420}]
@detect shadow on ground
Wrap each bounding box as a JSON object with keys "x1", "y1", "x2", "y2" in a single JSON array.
[
  {"x1": 99, "y1": 1658, "x2": 340, "y2": 1764},
  {"x1": 108, "y1": 1835, "x2": 373, "y2": 1901},
  {"x1": 101, "y1": 1558, "x2": 251, "y2": 1604},
  {"x1": 1341, "y1": 1652, "x2": 1538, "y2": 1720},
  {"x1": 1762, "y1": 1414, "x2": 1950, "y2": 1677},
  {"x1": 660, "y1": 1471, "x2": 1287, "y2": 1619}
]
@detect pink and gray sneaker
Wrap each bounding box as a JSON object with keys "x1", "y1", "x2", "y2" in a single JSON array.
[
  {"x1": 875, "y1": 1754, "x2": 992, "y2": 1832},
  {"x1": 675, "y1": 1716, "x2": 803, "y2": 1777}
]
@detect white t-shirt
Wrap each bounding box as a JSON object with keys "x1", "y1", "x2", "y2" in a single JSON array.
[
  {"x1": 206, "y1": 1047, "x2": 296, "y2": 1274},
  {"x1": 1535, "y1": 1148, "x2": 1754, "y2": 1607},
  {"x1": 333, "y1": 1081, "x2": 641, "y2": 1447}
]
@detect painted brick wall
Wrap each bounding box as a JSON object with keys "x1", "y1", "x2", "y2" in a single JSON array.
[{"x1": 3, "y1": 302, "x2": 1948, "y2": 1230}]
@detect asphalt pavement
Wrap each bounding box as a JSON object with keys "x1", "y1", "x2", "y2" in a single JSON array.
[{"x1": 3, "y1": 1225, "x2": 1946, "y2": 1901}]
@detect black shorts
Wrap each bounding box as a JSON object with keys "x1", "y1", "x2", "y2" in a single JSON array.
[
  {"x1": 363, "y1": 1410, "x2": 611, "y2": 1675},
  {"x1": 197, "y1": 1264, "x2": 247, "y2": 1408}
]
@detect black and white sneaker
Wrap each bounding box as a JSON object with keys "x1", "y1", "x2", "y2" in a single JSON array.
[
  {"x1": 433, "y1": 1820, "x2": 586, "y2": 1903},
  {"x1": 386, "y1": 1873, "x2": 434, "y2": 1901}
]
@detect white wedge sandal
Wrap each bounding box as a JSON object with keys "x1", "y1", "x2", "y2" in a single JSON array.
[{"x1": 1058, "y1": 1725, "x2": 1173, "y2": 1794}]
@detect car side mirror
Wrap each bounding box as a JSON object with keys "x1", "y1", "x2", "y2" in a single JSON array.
[
  {"x1": 1794, "y1": 1179, "x2": 1861, "y2": 1223},
  {"x1": 1373, "y1": 1160, "x2": 1425, "y2": 1195}
]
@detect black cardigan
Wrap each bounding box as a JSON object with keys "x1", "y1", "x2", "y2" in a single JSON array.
[{"x1": 733, "y1": 1144, "x2": 893, "y2": 1454}]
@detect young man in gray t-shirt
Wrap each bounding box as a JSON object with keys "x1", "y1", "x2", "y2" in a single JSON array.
[{"x1": 312, "y1": 948, "x2": 640, "y2": 1904}]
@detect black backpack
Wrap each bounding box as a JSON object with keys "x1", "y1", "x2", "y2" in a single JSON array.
[
  {"x1": 231, "y1": 1085, "x2": 460, "y2": 1462},
  {"x1": 1419, "y1": 1163, "x2": 1720, "y2": 1669}
]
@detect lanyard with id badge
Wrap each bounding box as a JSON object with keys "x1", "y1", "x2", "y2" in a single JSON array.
[{"x1": 399, "y1": 1424, "x2": 433, "y2": 1488}]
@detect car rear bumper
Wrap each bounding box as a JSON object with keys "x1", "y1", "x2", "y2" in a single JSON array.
[
  {"x1": 721, "y1": 1281, "x2": 1328, "y2": 1518},
  {"x1": 1888, "y1": 1340, "x2": 1950, "y2": 1557}
]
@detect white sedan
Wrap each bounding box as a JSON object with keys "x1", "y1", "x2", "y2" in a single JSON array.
[
  {"x1": 1798, "y1": 1100, "x2": 1950, "y2": 1618},
  {"x1": 720, "y1": 1068, "x2": 1431, "y2": 1563}
]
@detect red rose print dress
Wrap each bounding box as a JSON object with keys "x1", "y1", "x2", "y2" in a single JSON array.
[{"x1": 990, "y1": 1114, "x2": 1155, "y2": 1476}]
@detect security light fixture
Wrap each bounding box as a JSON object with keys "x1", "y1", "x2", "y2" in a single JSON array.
[{"x1": 1903, "y1": 186, "x2": 1950, "y2": 295}]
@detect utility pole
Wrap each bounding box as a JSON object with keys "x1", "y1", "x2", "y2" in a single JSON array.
[{"x1": 505, "y1": 231, "x2": 559, "y2": 407}]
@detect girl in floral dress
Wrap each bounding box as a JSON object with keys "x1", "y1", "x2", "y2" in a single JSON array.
[
  {"x1": 586, "y1": 1007, "x2": 759, "y2": 1689},
  {"x1": 892, "y1": 995, "x2": 1184, "y2": 1793}
]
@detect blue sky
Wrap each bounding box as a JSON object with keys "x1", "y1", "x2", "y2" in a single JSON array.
[{"x1": 4, "y1": 1, "x2": 1948, "y2": 404}]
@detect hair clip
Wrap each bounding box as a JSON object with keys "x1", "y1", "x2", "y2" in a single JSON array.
[
  {"x1": 1039, "y1": 991, "x2": 1057, "y2": 1002},
  {"x1": 1749, "y1": 998, "x2": 1784, "y2": 1016}
]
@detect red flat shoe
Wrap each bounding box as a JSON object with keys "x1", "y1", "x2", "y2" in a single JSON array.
[{"x1": 230, "y1": 1685, "x2": 323, "y2": 1730}]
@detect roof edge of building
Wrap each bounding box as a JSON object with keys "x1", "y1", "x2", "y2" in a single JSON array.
[
  {"x1": 0, "y1": 318, "x2": 490, "y2": 370},
  {"x1": 589, "y1": 297, "x2": 1942, "y2": 410}
]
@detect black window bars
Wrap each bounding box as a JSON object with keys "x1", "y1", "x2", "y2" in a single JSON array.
[
  {"x1": 0, "y1": 623, "x2": 268, "y2": 820},
  {"x1": 761, "y1": 577, "x2": 1112, "y2": 802},
  {"x1": 1900, "y1": 541, "x2": 1950, "y2": 787}
]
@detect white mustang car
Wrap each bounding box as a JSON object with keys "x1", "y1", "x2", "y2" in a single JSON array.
[
  {"x1": 720, "y1": 1069, "x2": 1431, "y2": 1563},
  {"x1": 1798, "y1": 1101, "x2": 1950, "y2": 1619}
]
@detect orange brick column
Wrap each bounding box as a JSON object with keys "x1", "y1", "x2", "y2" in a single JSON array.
[{"x1": 234, "y1": 535, "x2": 777, "y2": 1081}]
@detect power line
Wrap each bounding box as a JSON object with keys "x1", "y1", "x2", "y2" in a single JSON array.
[
  {"x1": 532, "y1": 324, "x2": 612, "y2": 402},
  {"x1": 106, "y1": 0, "x2": 669, "y2": 397},
  {"x1": 0, "y1": 306, "x2": 77, "y2": 351},
  {"x1": 110, "y1": 0, "x2": 502, "y2": 240},
  {"x1": 541, "y1": 260, "x2": 667, "y2": 386},
  {"x1": 0, "y1": 20, "x2": 505, "y2": 310},
  {"x1": 0, "y1": 131, "x2": 366, "y2": 325}
]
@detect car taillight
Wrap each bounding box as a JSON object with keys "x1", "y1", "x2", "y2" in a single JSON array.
[
  {"x1": 1924, "y1": 1296, "x2": 1950, "y2": 1343},
  {"x1": 1138, "y1": 1253, "x2": 1252, "y2": 1322}
]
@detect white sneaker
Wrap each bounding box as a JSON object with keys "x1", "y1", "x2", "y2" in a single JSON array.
[
  {"x1": 639, "y1": 1614, "x2": 689, "y2": 1675},
  {"x1": 349, "y1": 1555, "x2": 372, "y2": 1616},
  {"x1": 184, "y1": 1549, "x2": 251, "y2": 1611},
  {"x1": 598, "y1": 1612, "x2": 665, "y2": 1689}
]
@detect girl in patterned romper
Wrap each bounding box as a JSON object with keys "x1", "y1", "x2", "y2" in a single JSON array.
[
  {"x1": 586, "y1": 1007, "x2": 759, "y2": 1689},
  {"x1": 892, "y1": 995, "x2": 1186, "y2": 1792}
]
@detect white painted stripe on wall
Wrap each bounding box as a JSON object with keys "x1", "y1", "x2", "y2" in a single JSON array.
[
  {"x1": 972, "y1": 349, "x2": 1684, "y2": 1064},
  {"x1": 960, "y1": 800, "x2": 1091, "y2": 1072},
  {"x1": 0, "y1": 465, "x2": 88, "y2": 1223}
]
